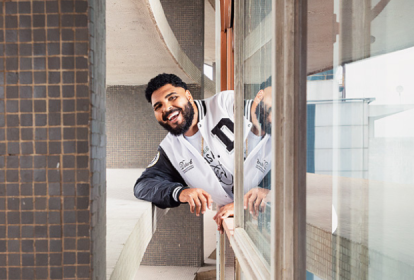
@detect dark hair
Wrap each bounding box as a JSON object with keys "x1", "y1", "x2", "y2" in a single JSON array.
[
  {"x1": 145, "y1": 73, "x2": 188, "y2": 103},
  {"x1": 259, "y1": 76, "x2": 272, "y2": 90}
]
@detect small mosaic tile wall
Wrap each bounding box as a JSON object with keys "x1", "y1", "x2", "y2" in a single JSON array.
[
  {"x1": 141, "y1": 205, "x2": 204, "y2": 267},
  {"x1": 306, "y1": 224, "x2": 414, "y2": 280},
  {"x1": 160, "y1": 0, "x2": 204, "y2": 71},
  {"x1": 106, "y1": 84, "x2": 202, "y2": 168},
  {"x1": 0, "y1": 1, "x2": 106, "y2": 279}
]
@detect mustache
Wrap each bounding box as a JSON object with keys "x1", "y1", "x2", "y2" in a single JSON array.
[{"x1": 162, "y1": 108, "x2": 181, "y2": 121}]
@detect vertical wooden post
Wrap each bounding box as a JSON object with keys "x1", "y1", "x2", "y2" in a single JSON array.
[
  {"x1": 221, "y1": 31, "x2": 228, "y2": 90},
  {"x1": 226, "y1": 28, "x2": 234, "y2": 90},
  {"x1": 220, "y1": 0, "x2": 233, "y2": 91},
  {"x1": 215, "y1": 0, "x2": 221, "y2": 92},
  {"x1": 216, "y1": 231, "x2": 226, "y2": 280},
  {"x1": 271, "y1": 0, "x2": 307, "y2": 279},
  {"x1": 235, "y1": 258, "x2": 241, "y2": 279},
  {"x1": 233, "y1": 0, "x2": 244, "y2": 230},
  {"x1": 215, "y1": 2, "x2": 225, "y2": 280}
]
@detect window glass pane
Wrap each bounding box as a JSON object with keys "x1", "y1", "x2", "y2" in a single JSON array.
[
  {"x1": 306, "y1": 1, "x2": 414, "y2": 279},
  {"x1": 242, "y1": 0, "x2": 272, "y2": 267}
]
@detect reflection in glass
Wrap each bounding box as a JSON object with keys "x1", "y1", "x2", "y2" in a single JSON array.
[
  {"x1": 306, "y1": 0, "x2": 414, "y2": 279},
  {"x1": 242, "y1": 0, "x2": 272, "y2": 267}
]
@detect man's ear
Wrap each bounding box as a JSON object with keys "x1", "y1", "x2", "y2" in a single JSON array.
[
  {"x1": 185, "y1": 90, "x2": 193, "y2": 102},
  {"x1": 254, "y1": 90, "x2": 264, "y2": 104}
]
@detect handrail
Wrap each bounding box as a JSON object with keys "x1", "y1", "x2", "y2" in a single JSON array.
[{"x1": 307, "y1": 97, "x2": 376, "y2": 104}]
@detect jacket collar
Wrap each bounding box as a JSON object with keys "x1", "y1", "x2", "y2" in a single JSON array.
[{"x1": 194, "y1": 100, "x2": 207, "y2": 122}]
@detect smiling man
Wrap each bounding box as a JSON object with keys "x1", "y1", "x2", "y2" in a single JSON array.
[
  {"x1": 134, "y1": 73, "x2": 271, "y2": 232},
  {"x1": 153, "y1": 83, "x2": 196, "y2": 136}
]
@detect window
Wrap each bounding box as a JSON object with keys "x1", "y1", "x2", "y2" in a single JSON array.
[
  {"x1": 306, "y1": 1, "x2": 414, "y2": 279},
  {"x1": 229, "y1": 0, "x2": 307, "y2": 279}
]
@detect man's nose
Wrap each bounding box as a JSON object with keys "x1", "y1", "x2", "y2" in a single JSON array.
[
  {"x1": 165, "y1": 106, "x2": 172, "y2": 112},
  {"x1": 162, "y1": 106, "x2": 173, "y2": 114}
]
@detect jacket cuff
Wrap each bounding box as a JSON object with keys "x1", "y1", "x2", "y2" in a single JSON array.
[{"x1": 172, "y1": 185, "x2": 189, "y2": 202}]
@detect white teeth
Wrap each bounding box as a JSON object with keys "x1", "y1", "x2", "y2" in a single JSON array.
[{"x1": 168, "y1": 111, "x2": 179, "y2": 121}]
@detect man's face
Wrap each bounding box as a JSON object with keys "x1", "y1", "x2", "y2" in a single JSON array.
[
  {"x1": 256, "y1": 86, "x2": 272, "y2": 134},
  {"x1": 151, "y1": 84, "x2": 195, "y2": 136}
]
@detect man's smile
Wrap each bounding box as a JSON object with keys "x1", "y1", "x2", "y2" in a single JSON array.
[
  {"x1": 157, "y1": 98, "x2": 194, "y2": 136},
  {"x1": 168, "y1": 111, "x2": 180, "y2": 122},
  {"x1": 163, "y1": 108, "x2": 182, "y2": 123}
]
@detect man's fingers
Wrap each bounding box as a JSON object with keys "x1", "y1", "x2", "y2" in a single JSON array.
[
  {"x1": 213, "y1": 210, "x2": 224, "y2": 221},
  {"x1": 248, "y1": 194, "x2": 257, "y2": 214},
  {"x1": 181, "y1": 189, "x2": 213, "y2": 216},
  {"x1": 213, "y1": 210, "x2": 222, "y2": 225},
  {"x1": 188, "y1": 197, "x2": 195, "y2": 213},
  {"x1": 221, "y1": 212, "x2": 231, "y2": 219},
  {"x1": 203, "y1": 192, "x2": 213, "y2": 210},
  {"x1": 215, "y1": 214, "x2": 222, "y2": 230},
  {"x1": 199, "y1": 195, "x2": 207, "y2": 215},
  {"x1": 254, "y1": 196, "x2": 262, "y2": 215},
  {"x1": 217, "y1": 217, "x2": 223, "y2": 233},
  {"x1": 194, "y1": 197, "x2": 202, "y2": 216},
  {"x1": 261, "y1": 200, "x2": 267, "y2": 213},
  {"x1": 244, "y1": 192, "x2": 251, "y2": 209},
  {"x1": 214, "y1": 203, "x2": 234, "y2": 233},
  {"x1": 214, "y1": 211, "x2": 224, "y2": 226}
]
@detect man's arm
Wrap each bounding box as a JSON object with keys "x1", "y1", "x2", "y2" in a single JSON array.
[
  {"x1": 134, "y1": 146, "x2": 188, "y2": 209},
  {"x1": 134, "y1": 146, "x2": 213, "y2": 213}
]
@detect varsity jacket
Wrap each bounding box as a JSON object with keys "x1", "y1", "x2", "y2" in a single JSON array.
[{"x1": 134, "y1": 91, "x2": 272, "y2": 208}]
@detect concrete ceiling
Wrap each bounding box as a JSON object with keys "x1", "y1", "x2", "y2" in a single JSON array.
[
  {"x1": 106, "y1": 0, "x2": 195, "y2": 86},
  {"x1": 107, "y1": 0, "x2": 414, "y2": 86}
]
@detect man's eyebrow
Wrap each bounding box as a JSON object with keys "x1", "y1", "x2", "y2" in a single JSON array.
[
  {"x1": 153, "y1": 101, "x2": 161, "y2": 109},
  {"x1": 152, "y1": 92, "x2": 177, "y2": 108},
  {"x1": 165, "y1": 92, "x2": 176, "y2": 99}
]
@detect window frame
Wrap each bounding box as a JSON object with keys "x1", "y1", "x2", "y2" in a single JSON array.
[{"x1": 229, "y1": 0, "x2": 308, "y2": 279}]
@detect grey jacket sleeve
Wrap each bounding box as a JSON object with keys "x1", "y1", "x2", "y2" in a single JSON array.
[{"x1": 133, "y1": 146, "x2": 188, "y2": 209}]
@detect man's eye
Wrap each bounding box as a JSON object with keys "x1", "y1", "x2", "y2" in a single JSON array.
[{"x1": 169, "y1": 96, "x2": 177, "y2": 101}]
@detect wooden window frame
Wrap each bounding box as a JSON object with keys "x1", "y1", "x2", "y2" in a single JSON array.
[{"x1": 227, "y1": 0, "x2": 308, "y2": 279}]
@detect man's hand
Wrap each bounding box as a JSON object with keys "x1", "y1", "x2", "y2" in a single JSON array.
[
  {"x1": 244, "y1": 187, "x2": 270, "y2": 217},
  {"x1": 179, "y1": 188, "x2": 212, "y2": 216},
  {"x1": 213, "y1": 203, "x2": 234, "y2": 234}
]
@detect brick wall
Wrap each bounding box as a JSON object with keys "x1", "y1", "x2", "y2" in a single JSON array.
[
  {"x1": 106, "y1": 84, "x2": 202, "y2": 168},
  {"x1": 0, "y1": 1, "x2": 105, "y2": 279}
]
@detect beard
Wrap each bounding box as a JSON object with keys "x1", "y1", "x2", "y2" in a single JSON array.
[
  {"x1": 159, "y1": 101, "x2": 195, "y2": 136},
  {"x1": 255, "y1": 101, "x2": 272, "y2": 135}
]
